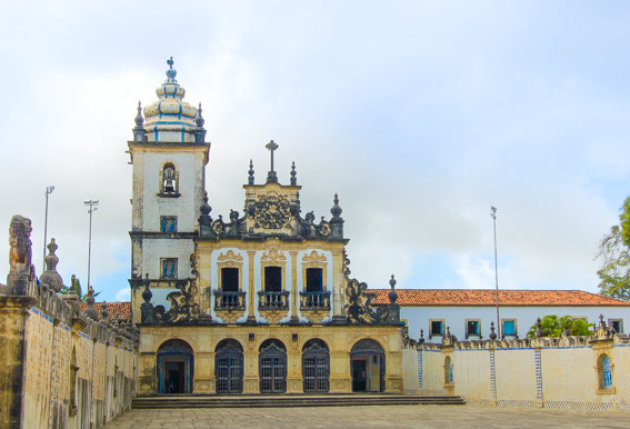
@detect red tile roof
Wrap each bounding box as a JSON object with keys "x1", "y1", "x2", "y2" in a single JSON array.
[
  {"x1": 79, "y1": 301, "x2": 132, "y2": 320},
  {"x1": 369, "y1": 289, "x2": 630, "y2": 307}
]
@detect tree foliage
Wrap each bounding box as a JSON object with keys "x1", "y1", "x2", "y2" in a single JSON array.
[
  {"x1": 526, "y1": 315, "x2": 594, "y2": 338},
  {"x1": 597, "y1": 196, "x2": 630, "y2": 301}
]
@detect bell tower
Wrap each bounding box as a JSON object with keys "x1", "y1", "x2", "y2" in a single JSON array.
[{"x1": 127, "y1": 58, "x2": 210, "y2": 319}]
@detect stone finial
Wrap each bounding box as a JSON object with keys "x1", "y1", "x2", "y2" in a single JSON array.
[
  {"x1": 290, "y1": 161, "x2": 297, "y2": 186},
  {"x1": 194, "y1": 103, "x2": 207, "y2": 143},
  {"x1": 248, "y1": 159, "x2": 255, "y2": 185},
  {"x1": 330, "y1": 193, "x2": 342, "y2": 219},
  {"x1": 419, "y1": 329, "x2": 425, "y2": 344},
  {"x1": 84, "y1": 285, "x2": 98, "y2": 320},
  {"x1": 388, "y1": 274, "x2": 398, "y2": 304},
  {"x1": 489, "y1": 321, "x2": 497, "y2": 340},
  {"x1": 100, "y1": 300, "x2": 108, "y2": 320},
  {"x1": 142, "y1": 273, "x2": 152, "y2": 303},
  {"x1": 134, "y1": 101, "x2": 143, "y2": 127},
  {"x1": 599, "y1": 314, "x2": 606, "y2": 329},
  {"x1": 40, "y1": 238, "x2": 63, "y2": 293},
  {"x1": 535, "y1": 317, "x2": 542, "y2": 338},
  {"x1": 196, "y1": 103, "x2": 205, "y2": 128},
  {"x1": 199, "y1": 191, "x2": 212, "y2": 229},
  {"x1": 133, "y1": 101, "x2": 146, "y2": 141}
]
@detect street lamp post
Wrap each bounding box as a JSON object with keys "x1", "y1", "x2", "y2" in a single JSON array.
[
  {"x1": 43, "y1": 186, "x2": 55, "y2": 273},
  {"x1": 491, "y1": 206, "x2": 501, "y2": 339},
  {"x1": 84, "y1": 199, "x2": 99, "y2": 288}
]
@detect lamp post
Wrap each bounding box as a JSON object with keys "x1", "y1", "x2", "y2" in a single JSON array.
[
  {"x1": 84, "y1": 199, "x2": 99, "y2": 288},
  {"x1": 43, "y1": 186, "x2": 55, "y2": 273},
  {"x1": 491, "y1": 206, "x2": 500, "y2": 339}
]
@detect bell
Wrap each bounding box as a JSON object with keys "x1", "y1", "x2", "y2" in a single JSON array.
[{"x1": 164, "y1": 178, "x2": 175, "y2": 192}]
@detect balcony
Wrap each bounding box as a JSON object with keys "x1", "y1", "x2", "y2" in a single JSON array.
[
  {"x1": 299, "y1": 291, "x2": 331, "y2": 311},
  {"x1": 258, "y1": 290, "x2": 290, "y2": 310},
  {"x1": 214, "y1": 290, "x2": 246, "y2": 310}
]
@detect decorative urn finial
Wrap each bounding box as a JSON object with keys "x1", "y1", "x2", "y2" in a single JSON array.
[
  {"x1": 248, "y1": 159, "x2": 255, "y2": 185},
  {"x1": 489, "y1": 321, "x2": 497, "y2": 340},
  {"x1": 166, "y1": 56, "x2": 176, "y2": 80},
  {"x1": 535, "y1": 317, "x2": 542, "y2": 338},
  {"x1": 100, "y1": 300, "x2": 108, "y2": 320},
  {"x1": 290, "y1": 161, "x2": 297, "y2": 186},
  {"x1": 84, "y1": 285, "x2": 99, "y2": 320},
  {"x1": 40, "y1": 238, "x2": 64, "y2": 293},
  {"x1": 388, "y1": 274, "x2": 398, "y2": 304},
  {"x1": 142, "y1": 273, "x2": 152, "y2": 303}
]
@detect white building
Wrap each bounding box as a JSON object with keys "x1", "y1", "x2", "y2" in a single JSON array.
[{"x1": 370, "y1": 289, "x2": 630, "y2": 340}]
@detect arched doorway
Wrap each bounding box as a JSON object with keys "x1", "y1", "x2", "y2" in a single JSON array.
[
  {"x1": 259, "y1": 339, "x2": 287, "y2": 393},
  {"x1": 350, "y1": 339, "x2": 385, "y2": 393},
  {"x1": 302, "y1": 339, "x2": 330, "y2": 393},
  {"x1": 157, "y1": 339, "x2": 194, "y2": 394},
  {"x1": 215, "y1": 339, "x2": 244, "y2": 394}
]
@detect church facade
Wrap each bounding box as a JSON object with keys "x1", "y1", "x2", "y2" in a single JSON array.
[{"x1": 128, "y1": 60, "x2": 404, "y2": 396}]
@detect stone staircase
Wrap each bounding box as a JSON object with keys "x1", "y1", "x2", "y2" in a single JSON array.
[{"x1": 132, "y1": 394, "x2": 466, "y2": 409}]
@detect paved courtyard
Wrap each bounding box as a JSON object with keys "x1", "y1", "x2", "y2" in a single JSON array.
[{"x1": 103, "y1": 405, "x2": 630, "y2": 429}]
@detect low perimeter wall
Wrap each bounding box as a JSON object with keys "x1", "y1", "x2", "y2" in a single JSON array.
[{"x1": 402, "y1": 323, "x2": 630, "y2": 410}]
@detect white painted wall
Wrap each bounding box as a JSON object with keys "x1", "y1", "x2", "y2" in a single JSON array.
[
  {"x1": 401, "y1": 306, "x2": 630, "y2": 341},
  {"x1": 141, "y1": 239, "x2": 195, "y2": 279}
]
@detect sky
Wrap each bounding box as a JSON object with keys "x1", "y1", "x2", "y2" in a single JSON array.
[{"x1": 1, "y1": 1, "x2": 630, "y2": 302}]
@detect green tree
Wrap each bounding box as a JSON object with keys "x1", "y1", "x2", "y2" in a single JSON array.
[
  {"x1": 526, "y1": 315, "x2": 594, "y2": 338},
  {"x1": 597, "y1": 197, "x2": 630, "y2": 301}
]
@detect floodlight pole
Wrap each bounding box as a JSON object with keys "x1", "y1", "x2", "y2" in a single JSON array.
[
  {"x1": 491, "y1": 206, "x2": 501, "y2": 339},
  {"x1": 42, "y1": 186, "x2": 55, "y2": 273},
  {"x1": 84, "y1": 199, "x2": 99, "y2": 288}
]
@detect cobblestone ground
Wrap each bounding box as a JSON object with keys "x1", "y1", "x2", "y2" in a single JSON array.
[{"x1": 103, "y1": 405, "x2": 630, "y2": 429}]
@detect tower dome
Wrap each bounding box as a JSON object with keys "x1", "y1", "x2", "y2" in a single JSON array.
[{"x1": 142, "y1": 57, "x2": 205, "y2": 143}]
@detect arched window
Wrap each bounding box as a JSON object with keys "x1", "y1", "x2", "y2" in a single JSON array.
[
  {"x1": 444, "y1": 356, "x2": 453, "y2": 385},
  {"x1": 215, "y1": 339, "x2": 244, "y2": 394},
  {"x1": 598, "y1": 354, "x2": 613, "y2": 391},
  {"x1": 157, "y1": 339, "x2": 194, "y2": 394},
  {"x1": 302, "y1": 339, "x2": 329, "y2": 392},
  {"x1": 161, "y1": 163, "x2": 179, "y2": 196},
  {"x1": 259, "y1": 339, "x2": 287, "y2": 393}
]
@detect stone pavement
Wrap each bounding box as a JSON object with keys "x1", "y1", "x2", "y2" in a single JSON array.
[{"x1": 103, "y1": 405, "x2": 630, "y2": 429}]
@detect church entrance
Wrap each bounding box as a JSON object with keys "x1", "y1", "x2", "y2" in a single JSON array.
[
  {"x1": 215, "y1": 339, "x2": 244, "y2": 394},
  {"x1": 350, "y1": 339, "x2": 385, "y2": 393},
  {"x1": 302, "y1": 339, "x2": 330, "y2": 393},
  {"x1": 259, "y1": 339, "x2": 287, "y2": 393},
  {"x1": 157, "y1": 339, "x2": 194, "y2": 394}
]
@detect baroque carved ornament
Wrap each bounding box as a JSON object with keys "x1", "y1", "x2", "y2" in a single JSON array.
[
  {"x1": 217, "y1": 249, "x2": 244, "y2": 262},
  {"x1": 249, "y1": 193, "x2": 292, "y2": 230},
  {"x1": 302, "y1": 250, "x2": 327, "y2": 263},
  {"x1": 261, "y1": 248, "x2": 287, "y2": 262}
]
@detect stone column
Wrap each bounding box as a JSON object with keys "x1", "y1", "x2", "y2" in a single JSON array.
[
  {"x1": 247, "y1": 251, "x2": 256, "y2": 322},
  {"x1": 243, "y1": 339, "x2": 259, "y2": 393},
  {"x1": 286, "y1": 335, "x2": 301, "y2": 393},
  {"x1": 194, "y1": 351, "x2": 214, "y2": 393},
  {"x1": 289, "y1": 251, "x2": 298, "y2": 322},
  {"x1": 329, "y1": 350, "x2": 352, "y2": 393},
  {"x1": 0, "y1": 296, "x2": 36, "y2": 429}
]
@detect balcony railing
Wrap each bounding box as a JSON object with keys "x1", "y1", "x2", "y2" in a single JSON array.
[
  {"x1": 299, "y1": 291, "x2": 331, "y2": 310},
  {"x1": 214, "y1": 290, "x2": 246, "y2": 310},
  {"x1": 258, "y1": 290, "x2": 290, "y2": 310}
]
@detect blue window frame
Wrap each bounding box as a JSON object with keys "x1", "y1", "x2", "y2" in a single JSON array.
[{"x1": 502, "y1": 320, "x2": 516, "y2": 336}]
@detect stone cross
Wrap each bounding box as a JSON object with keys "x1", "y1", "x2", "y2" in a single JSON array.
[{"x1": 265, "y1": 140, "x2": 279, "y2": 183}]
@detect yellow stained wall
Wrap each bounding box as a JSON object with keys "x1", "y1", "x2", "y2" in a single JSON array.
[{"x1": 138, "y1": 324, "x2": 403, "y2": 395}]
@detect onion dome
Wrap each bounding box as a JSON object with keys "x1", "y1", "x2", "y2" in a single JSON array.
[{"x1": 142, "y1": 57, "x2": 203, "y2": 143}]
